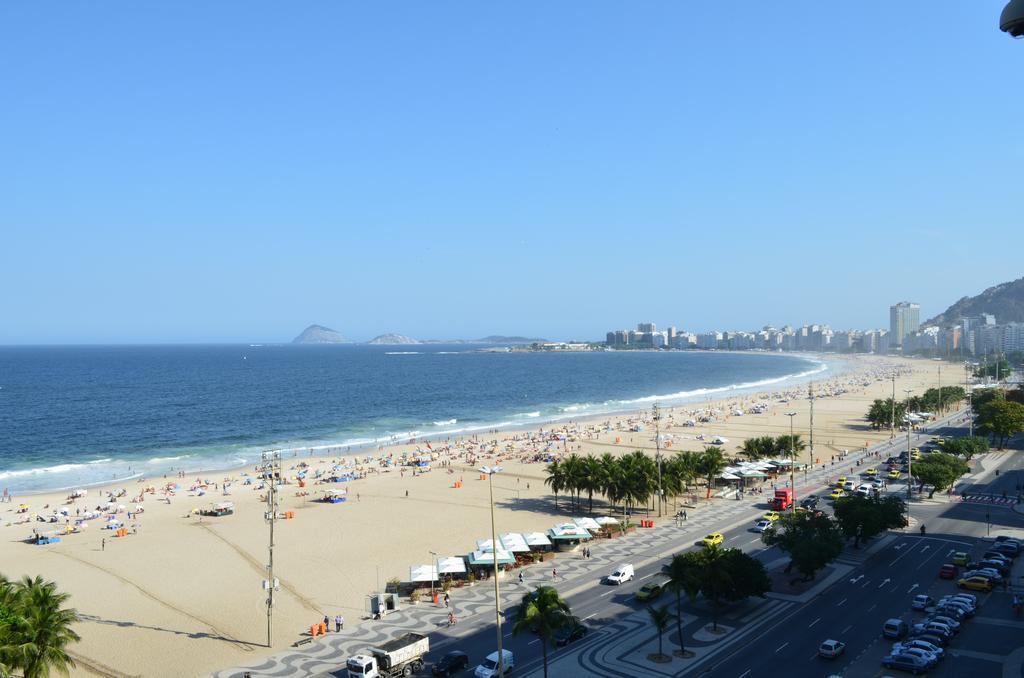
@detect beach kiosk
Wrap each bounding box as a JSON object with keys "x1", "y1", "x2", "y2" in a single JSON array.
[
  {"x1": 366, "y1": 592, "x2": 400, "y2": 619},
  {"x1": 199, "y1": 501, "x2": 234, "y2": 517},
  {"x1": 523, "y1": 531, "x2": 553, "y2": 552},
  {"x1": 547, "y1": 522, "x2": 593, "y2": 551},
  {"x1": 320, "y1": 488, "x2": 347, "y2": 504}
]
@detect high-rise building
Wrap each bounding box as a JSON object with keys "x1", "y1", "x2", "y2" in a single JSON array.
[
  {"x1": 637, "y1": 322, "x2": 656, "y2": 333},
  {"x1": 889, "y1": 302, "x2": 920, "y2": 347}
]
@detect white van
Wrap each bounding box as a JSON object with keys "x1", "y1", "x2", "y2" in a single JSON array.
[
  {"x1": 882, "y1": 618, "x2": 908, "y2": 639},
  {"x1": 475, "y1": 649, "x2": 514, "y2": 678},
  {"x1": 606, "y1": 564, "x2": 635, "y2": 585}
]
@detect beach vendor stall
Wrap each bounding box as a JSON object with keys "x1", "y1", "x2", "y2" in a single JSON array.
[
  {"x1": 436, "y1": 556, "x2": 467, "y2": 581},
  {"x1": 199, "y1": 501, "x2": 235, "y2": 517},
  {"x1": 573, "y1": 517, "x2": 601, "y2": 534},
  {"x1": 27, "y1": 531, "x2": 61, "y2": 546},
  {"x1": 319, "y1": 488, "x2": 347, "y2": 504},
  {"x1": 547, "y1": 522, "x2": 593, "y2": 551},
  {"x1": 523, "y1": 531, "x2": 553, "y2": 552},
  {"x1": 467, "y1": 547, "x2": 514, "y2": 579}
]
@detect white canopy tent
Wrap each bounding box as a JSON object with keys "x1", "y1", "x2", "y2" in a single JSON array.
[
  {"x1": 595, "y1": 516, "x2": 619, "y2": 526},
  {"x1": 523, "y1": 532, "x2": 553, "y2": 548},
  {"x1": 573, "y1": 517, "x2": 601, "y2": 531},
  {"x1": 437, "y1": 556, "x2": 467, "y2": 575},
  {"x1": 499, "y1": 532, "x2": 530, "y2": 553},
  {"x1": 409, "y1": 565, "x2": 438, "y2": 583}
]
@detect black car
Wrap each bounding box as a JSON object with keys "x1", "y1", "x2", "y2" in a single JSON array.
[
  {"x1": 432, "y1": 650, "x2": 469, "y2": 676},
  {"x1": 990, "y1": 542, "x2": 1019, "y2": 557},
  {"x1": 554, "y1": 622, "x2": 587, "y2": 647},
  {"x1": 801, "y1": 495, "x2": 819, "y2": 509}
]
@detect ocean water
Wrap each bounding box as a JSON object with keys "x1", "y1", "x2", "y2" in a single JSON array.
[{"x1": 0, "y1": 345, "x2": 835, "y2": 493}]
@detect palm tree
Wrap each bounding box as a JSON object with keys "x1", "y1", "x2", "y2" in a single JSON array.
[
  {"x1": 581, "y1": 456, "x2": 605, "y2": 513},
  {"x1": 696, "y1": 447, "x2": 727, "y2": 499},
  {"x1": 1, "y1": 575, "x2": 80, "y2": 678},
  {"x1": 774, "y1": 434, "x2": 806, "y2": 459},
  {"x1": 544, "y1": 460, "x2": 566, "y2": 511},
  {"x1": 626, "y1": 451, "x2": 656, "y2": 515},
  {"x1": 658, "y1": 552, "x2": 701, "y2": 658},
  {"x1": 740, "y1": 436, "x2": 777, "y2": 460},
  {"x1": 647, "y1": 604, "x2": 672, "y2": 661},
  {"x1": 511, "y1": 586, "x2": 572, "y2": 678},
  {"x1": 561, "y1": 453, "x2": 585, "y2": 512}
]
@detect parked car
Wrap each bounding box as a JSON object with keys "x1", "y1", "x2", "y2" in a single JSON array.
[
  {"x1": 882, "y1": 618, "x2": 909, "y2": 639},
  {"x1": 895, "y1": 647, "x2": 940, "y2": 667},
  {"x1": 963, "y1": 568, "x2": 1003, "y2": 584},
  {"x1": 911, "y1": 595, "x2": 934, "y2": 611},
  {"x1": 911, "y1": 621, "x2": 954, "y2": 639},
  {"x1": 933, "y1": 605, "x2": 966, "y2": 621},
  {"x1": 990, "y1": 542, "x2": 1020, "y2": 557},
  {"x1": 972, "y1": 559, "x2": 1010, "y2": 575},
  {"x1": 801, "y1": 495, "x2": 819, "y2": 509},
  {"x1": 818, "y1": 639, "x2": 845, "y2": 658},
  {"x1": 433, "y1": 651, "x2": 470, "y2": 677},
  {"x1": 553, "y1": 621, "x2": 587, "y2": 647},
  {"x1": 952, "y1": 551, "x2": 970, "y2": 566},
  {"x1": 926, "y1": 615, "x2": 960, "y2": 632},
  {"x1": 909, "y1": 632, "x2": 949, "y2": 648},
  {"x1": 893, "y1": 639, "x2": 945, "y2": 660},
  {"x1": 881, "y1": 653, "x2": 930, "y2": 674},
  {"x1": 938, "y1": 563, "x2": 958, "y2": 579}
]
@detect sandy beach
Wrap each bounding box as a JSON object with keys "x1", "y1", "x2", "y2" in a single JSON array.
[{"x1": 0, "y1": 354, "x2": 958, "y2": 677}]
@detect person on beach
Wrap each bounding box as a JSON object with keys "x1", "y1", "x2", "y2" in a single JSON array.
[
  {"x1": 323, "y1": 614, "x2": 330, "y2": 631},
  {"x1": 101, "y1": 538, "x2": 105, "y2": 551},
  {"x1": 335, "y1": 614, "x2": 342, "y2": 632}
]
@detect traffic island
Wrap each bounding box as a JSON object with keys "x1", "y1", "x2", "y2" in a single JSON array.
[
  {"x1": 647, "y1": 652, "x2": 672, "y2": 663},
  {"x1": 693, "y1": 622, "x2": 734, "y2": 642}
]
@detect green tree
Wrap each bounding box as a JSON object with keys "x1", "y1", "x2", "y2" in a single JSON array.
[
  {"x1": 912, "y1": 453, "x2": 970, "y2": 498},
  {"x1": 938, "y1": 436, "x2": 989, "y2": 461},
  {"x1": 832, "y1": 496, "x2": 907, "y2": 548},
  {"x1": 696, "y1": 447, "x2": 727, "y2": 499},
  {"x1": 580, "y1": 456, "x2": 605, "y2": 513},
  {"x1": 544, "y1": 460, "x2": 566, "y2": 511},
  {"x1": 763, "y1": 510, "x2": 844, "y2": 581},
  {"x1": 561, "y1": 453, "x2": 585, "y2": 512},
  {"x1": 975, "y1": 357, "x2": 1011, "y2": 380},
  {"x1": 511, "y1": 586, "x2": 572, "y2": 678},
  {"x1": 971, "y1": 387, "x2": 1005, "y2": 415},
  {"x1": 774, "y1": 434, "x2": 806, "y2": 459},
  {"x1": 867, "y1": 399, "x2": 907, "y2": 431},
  {"x1": 658, "y1": 552, "x2": 702, "y2": 658},
  {"x1": 977, "y1": 399, "x2": 1024, "y2": 449},
  {"x1": 696, "y1": 546, "x2": 770, "y2": 631},
  {"x1": 0, "y1": 575, "x2": 80, "y2": 678},
  {"x1": 740, "y1": 436, "x2": 777, "y2": 460},
  {"x1": 647, "y1": 604, "x2": 672, "y2": 661}
]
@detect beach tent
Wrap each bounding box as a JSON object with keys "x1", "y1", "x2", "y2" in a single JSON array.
[
  {"x1": 595, "y1": 516, "x2": 619, "y2": 526},
  {"x1": 467, "y1": 549, "x2": 515, "y2": 566},
  {"x1": 717, "y1": 472, "x2": 741, "y2": 481},
  {"x1": 573, "y1": 517, "x2": 601, "y2": 531},
  {"x1": 437, "y1": 556, "x2": 467, "y2": 575},
  {"x1": 409, "y1": 565, "x2": 438, "y2": 583},
  {"x1": 548, "y1": 523, "x2": 593, "y2": 541},
  {"x1": 522, "y1": 532, "x2": 553, "y2": 549},
  {"x1": 499, "y1": 532, "x2": 530, "y2": 553},
  {"x1": 712, "y1": 436, "x2": 729, "y2": 445}
]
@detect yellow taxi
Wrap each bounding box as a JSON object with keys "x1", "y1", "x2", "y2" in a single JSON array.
[
  {"x1": 958, "y1": 576, "x2": 993, "y2": 592},
  {"x1": 829, "y1": 488, "x2": 845, "y2": 500},
  {"x1": 763, "y1": 511, "x2": 781, "y2": 522},
  {"x1": 910, "y1": 449, "x2": 922, "y2": 461},
  {"x1": 834, "y1": 476, "x2": 847, "y2": 487},
  {"x1": 702, "y1": 532, "x2": 724, "y2": 547},
  {"x1": 864, "y1": 468, "x2": 878, "y2": 476},
  {"x1": 888, "y1": 470, "x2": 901, "y2": 480}
]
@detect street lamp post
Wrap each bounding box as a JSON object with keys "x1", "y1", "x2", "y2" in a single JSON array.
[
  {"x1": 480, "y1": 465, "x2": 505, "y2": 678},
  {"x1": 785, "y1": 412, "x2": 797, "y2": 509},
  {"x1": 904, "y1": 389, "x2": 914, "y2": 526},
  {"x1": 429, "y1": 550, "x2": 438, "y2": 603},
  {"x1": 653, "y1": 404, "x2": 663, "y2": 517}
]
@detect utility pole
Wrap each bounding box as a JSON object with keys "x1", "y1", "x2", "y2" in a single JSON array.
[
  {"x1": 260, "y1": 449, "x2": 282, "y2": 648},
  {"x1": 937, "y1": 364, "x2": 942, "y2": 415},
  {"x1": 966, "y1": 363, "x2": 973, "y2": 438},
  {"x1": 808, "y1": 383, "x2": 815, "y2": 474},
  {"x1": 653, "y1": 403, "x2": 663, "y2": 517},
  {"x1": 481, "y1": 465, "x2": 504, "y2": 678},
  {"x1": 890, "y1": 374, "x2": 896, "y2": 440},
  {"x1": 785, "y1": 412, "x2": 797, "y2": 510}
]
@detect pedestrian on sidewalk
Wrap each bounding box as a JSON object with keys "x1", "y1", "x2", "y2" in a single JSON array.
[
  {"x1": 552, "y1": 568, "x2": 557, "y2": 580},
  {"x1": 683, "y1": 510, "x2": 687, "y2": 521},
  {"x1": 335, "y1": 614, "x2": 342, "y2": 632}
]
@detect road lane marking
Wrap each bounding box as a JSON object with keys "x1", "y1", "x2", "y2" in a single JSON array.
[
  {"x1": 775, "y1": 641, "x2": 789, "y2": 653},
  {"x1": 867, "y1": 603, "x2": 877, "y2": 612},
  {"x1": 808, "y1": 617, "x2": 821, "y2": 628},
  {"x1": 747, "y1": 538, "x2": 761, "y2": 546},
  {"x1": 582, "y1": 612, "x2": 597, "y2": 621},
  {"x1": 529, "y1": 638, "x2": 540, "y2": 645},
  {"x1": 837, "y1": 598, "x2": 847, "y2": 606},
  {"x1": 600, "y1": 590, "x2": 614, "y2": 597},
  {"x1": 641, "y1": 572, "x2": 658, "y2": 580},
  {"x1": 738, "y1": 670, "x2": 752, "y2": 678},
  {"x1": 842, "y1": 624, "x2": 853, "y2": 634}
]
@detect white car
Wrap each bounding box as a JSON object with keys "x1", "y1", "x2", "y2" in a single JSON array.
[
  {"x1": 893, "y1": 639, "x2": 944, "y2": 660},
  {"x1": 474, "y1": 650, "x2": 514, "y2": 678},
  {"x1": 911, "y1": 594, "x2": 934, "y2": 610},
  {"x1": 818, "y1": 639, "x2": 845, "y2": 658},
  {"x1": 753, "y1": 519, "x2": 774, "y2": 533},
  {"x1": 605, "y1": 564, "x2": 635, "y2": 585}
]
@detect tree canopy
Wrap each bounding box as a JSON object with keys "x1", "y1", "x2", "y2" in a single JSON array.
[
  {"x1": 0, "y1": 574, "x2": 80, "y2": 678},
  {"x1": 912, "y1": 453, "x2": 971, "y2": 498},
  {"x1": 763, "y1": 510, "x2": 844, "y2": 581},
  {"x1": 832, "y1": 495, "x2": 907, "y2": 548},
  {"x1": 866, "y1": 398, "x2": 906, "y2": 431},
  {"x1": 977, "y1": 399, "x2": 1024, "y2": 449},
  {"x1": 938, "y1": 436, "x2": 989, "y2": 461},
  {"x1": 511, "y1": 585, "x2": 572, "y2": 678}
]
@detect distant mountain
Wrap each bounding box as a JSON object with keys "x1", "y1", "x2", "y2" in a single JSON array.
[
  {"x1": 291, "y1": 324, "x2": 350, "y2": 344},
  {"x1": 927, "y1": 277, "x2": 1024, "y2": 327},
  {"x1": 367, "y1": 334, "x2": 420, "y2": 345}
]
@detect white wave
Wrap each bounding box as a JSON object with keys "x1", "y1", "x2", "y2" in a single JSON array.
[
  {"x1": 147, "y1": 455, "x2": 191, "y2": 464},
  {"x1": 0, "y1": 462, "x2": 92, "y2": 481},
  {"x1": 560, "y1": 404, "x2": 591, "y2": 413},
  {"x1": 87, "y1": 458, "x2": 113, "y2": 464},
  {"x1": 516, "y1": 411, "x2": 541, "y2": 418},
  {"x1": 385, "y1": 351, "x2": 421, "y2": 355},
  {"x1": 436, "y1": 351, "x2": 459, "y2": 354},
  {"x1": 433, "y1": 419, "x2": 457, "y2": 426}
]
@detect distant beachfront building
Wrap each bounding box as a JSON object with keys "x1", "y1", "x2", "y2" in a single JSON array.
[
  {"x1": 889, "y1": 302, "x2": 921, "y2": 347},
  {"x1": 696, "y1": 332, "x2": 722, "y2": 349},
  {"x1": 637, "y1": 322, "x2": 656, "y2": 333},
  {"x1": 1004, "y1": 323, "x2": 1024, "y2": 353}
]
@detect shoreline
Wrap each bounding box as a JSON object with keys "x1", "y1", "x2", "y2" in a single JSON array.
[
  {"x1": 0, "y1": 353, "x2": 947, "y2": 677},
  {"x1": 4, "y1": 351, "x2": 842, "y2": 497}
]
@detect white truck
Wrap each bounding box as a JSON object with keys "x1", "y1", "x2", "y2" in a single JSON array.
[
  {"x1": 347, "y1": 632, "x2": 429, "y2": 678},
  {"x1": 605, "y1": 563, "x2": 635, "y2": 585}
]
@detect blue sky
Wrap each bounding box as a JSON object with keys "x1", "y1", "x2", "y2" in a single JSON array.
[{"x1": 2, "y1": 3, "x2": 1021, "y2": 343}]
